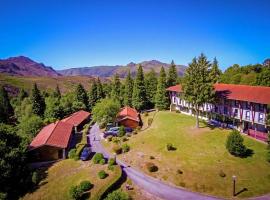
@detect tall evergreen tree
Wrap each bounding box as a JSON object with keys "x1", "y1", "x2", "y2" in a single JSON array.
[
  {"x1": 75, "y1": 84, "x2": 89, "y2": 110},
  {"x1": 0, "y1": 86, "x2": 14, "y2": 123},
  {"x1": 111, "y1": 74, "x2": 121, "y2": 102},
  {"x1": 145, "y1": 69, "x2": 158, "y2": 108},
  {"x1": 124, "y1": 70, "x2": 133, "y2": 106},
  {"x1": 167, "y1": 60, "x2": 178, "y2": 87},
  {"x1": 88, "y1": 80, "x2": 98, "y2": 110},
  {"x1": 96, "y1": 78, "x2": 105, "y2": 99},
  {"x1": 209, "y1": 57, "x2": 222, "y2": 83},
  {"x1": 30, "y1": 83, "x2": 45, "y2": 117},
  {"x1": 53, "y1": 85, "x2": 61, "y2": 98},
  {"x1": 182, "y1": 54, "x2": 215, "y2": 128},
  {"x1": 155, "y1": 67, "x2": 169, "y2": 110},
  {"x1": 132, "y1": 65, "x2": 147, "y2": 111}
]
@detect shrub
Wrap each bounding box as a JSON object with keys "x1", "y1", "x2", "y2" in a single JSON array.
[
  {"x1": 122, "y1": 136, "x2": 128, "y2": 142},
  {"x1": 175, "y1": 110, "x2": 180, "y2": 113},
  {"x1": 219, "y1": 170, "x2": 226, "y2": 178},
  {"x1": 108, "y1": 165, "x2": 114, "y2": 171},
  {"x1": 69, "y1": 185, "x2": 83, "y2": 200},
  {"x1": 226, "y1": 130, "x2": 247, "y2": 157},
  {"x1": 32, "y1": 171, "x2": 39, "y2": 185},
  {"x1": 93, "y1": 153, "x2": 104, "y2": 164},
  {"x1": 145, "y1": 162, "x2": 158, "y2": 172},
  {"x1": 98, "y1": 170, "x2": 108, "y2": 179},
  {"x1": 107, "y1": 135, "x2": 113, "y2": 142},
  {"x1": 177, "y1": 169, "x2": 183, "y2": 174},
  {"x1": 132, "y1": 130, "x2": 138, "y2": 135},
  {"x1": 112, "y1": 137, "x2": 120, "y2": 144},
  {"x1": 100, "y1": 159, "x2": 106, "y2": 165},
  {"x1": 104, "y1": 190, "x2": 130, "y2": 200},
  {"x1": 79, "y1": 180, "x2": 93, "y2": 192},
  {"x1": 144, "y1": 112, "x2": 149, "y2": 117},
  {"x1": 121, "y1": 144, "x2": 130, "y2": 153},
  {"x1": 166, "y1": 143, "x2": 176, "y2": 151},
  {"x1": 108, "y1": 158, "x2": 116, "y2": 166},
  {"x1": 118, "y1": 126, "x2": 126, "y2": 137},
  {"x1": 148, "y1": 118, "x2": 153, "y2": 126},
  {"x1": 68, "y1": 149, "x2": 79, "y2": 160},
  {"x1": 112, "y1": 145, "x2": 122, "y2": 154},
  {"x1": 149, "y1": 156, "x2": 155, "y2": 160}
]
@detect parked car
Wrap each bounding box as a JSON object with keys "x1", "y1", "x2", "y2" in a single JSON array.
[
  {"x1": 104, "y1": 126, "x2": 133, "y2": 137},
  {"x1": 80, "y1": 147, "x2": 91, "y2": 161},
  {"x1": 125, "y1": 127, "x2": 133, "y2": 133}
]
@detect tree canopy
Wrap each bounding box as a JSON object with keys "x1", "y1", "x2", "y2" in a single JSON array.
[
  {"x1": 0, "y1": 86, "x2": 13, "y2": 123},
  {"x1": 167, "y1": 60, "x2": 178, "y2": 87},
  {"x1": 30, "y1": 83, "x2": 45, "y2": 117},
  {"x1": 124, "y1": 71, "x2": 133, "y2": 107},
  {"x1": 155, "y1": 67, "x2": 169, "y2": 110}
]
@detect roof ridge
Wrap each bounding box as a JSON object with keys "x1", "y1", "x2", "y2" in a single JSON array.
[{"x1": 44, "y1": 121, "x2": 60, "y2": 145}]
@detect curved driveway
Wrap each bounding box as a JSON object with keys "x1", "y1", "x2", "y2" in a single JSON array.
[{"x1": 89, "y1": 123, "x2": 221, "y2": 200}]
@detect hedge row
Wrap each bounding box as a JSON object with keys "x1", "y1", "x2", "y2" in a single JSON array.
[
  {"x1": 76, "y1": 123, "x2": 91, "y2": 156},
  {"x1": 92, "y1": 165, "x2": 122, "y2": 200}
]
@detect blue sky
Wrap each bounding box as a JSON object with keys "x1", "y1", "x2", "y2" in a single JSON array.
[{"x1": 0, "y1": 0, "x2": 270, "y2": 70}]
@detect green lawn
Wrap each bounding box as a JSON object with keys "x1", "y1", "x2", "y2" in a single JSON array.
[
  {"x1": 21, "y1": 159, "x2": 120, "y2": 200},
  {"x1": 104, "y1": 111, "x2": 270, "y2": 198}
]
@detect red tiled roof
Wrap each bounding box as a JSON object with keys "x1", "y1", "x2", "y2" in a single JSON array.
[
  {"x1": 62, "y1": 110, "x2": 90, "y2": 126},
  {"x1": 166, "y1": 83, "x2": 270, "y2": 104},
  {"x1": 117, "y1": 106, "x2": 139, "y2": 122},
  {"x1": 29, "y1": 121, "x2": 73, "y2": 150}
]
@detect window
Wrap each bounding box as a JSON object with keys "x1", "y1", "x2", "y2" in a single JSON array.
[
  {"x1": 234, "y1": 109, "x2": 238, "y2": 117},
  {"x1": 245, "y1": 111, "x2": 250, "y2": 120},
  {"x1": 258, "y1": 113, "x2": 264, "y2": 123},
  {"x1": 235, "y1": 100, "x2": 239, "y2": 107},
  {"x1": 224, "y1": 107, "x2": 228, "y2": 115},
  {"x1": 259, "y1": 104, "x2": 264, "y2": 112},
  {"x1": 246, "y1": 102, "x2": 251, "y2": 109}
]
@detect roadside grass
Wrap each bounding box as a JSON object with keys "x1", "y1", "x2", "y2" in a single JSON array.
[
  {"x1": 21, "y1": 159, "x2": 119, "y2": 200},
  {"x1": 103, "y1": 111, "x2": 270, "y2": 198}
]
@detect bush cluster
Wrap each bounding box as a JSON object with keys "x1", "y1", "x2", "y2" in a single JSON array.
[
  {"x1": 112, "y1": 145, "x2": 122, "y2": 154},
  {"x1": 108, "y1": 158, "x2": 116, "y2": 166},
  {"x1": 121, "y1": 144, "x2": 130, "y2": 153},
  {"x1": 226, "y1": 130, "x2": 247, "y2": 157},
  {"x1": 68, "y1": 149, "x2": 79, "y2": 160},
  {"x1": 145, "y1": 162, "x2": 158, "y2": 172},
  {"x1": 112, "y1": 137, "x2": 120, "y2": 144},
  {"x1": 118, "y1": 126, "x2": 126, "y2": 137},
  {"x1": 93, "y1": 153, "x2": 105, "y2": 164},
  {"x1": 122, "y1": 137, "x2": 128, "y2": 142},
  {"x1": 107, "y1": 135, "x2": 113, "y2": 142},
  {"x1": 144, "y1": 112, "x2": 149, "y2": 117},
  {"x1": 166, "y1": 143, "x2": 176, "y2": 151},
  {"x1": 104, "y1": 190, "x2": 130, "y2": 200},
  {"x1": 98, "y1": 170, "x2": 108, "y2": 179},
  {"x1": 69, "y1": 180, "x2": 93, "y2": 200}
]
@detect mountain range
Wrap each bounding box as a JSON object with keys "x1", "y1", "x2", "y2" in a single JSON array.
[{"x1": 0, "y1": 56, "x2": 186, "y2": 78}]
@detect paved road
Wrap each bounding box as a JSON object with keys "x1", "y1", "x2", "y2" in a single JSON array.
[{"x1": 88, "y1": 123, "x2": 222, "y2": 200}]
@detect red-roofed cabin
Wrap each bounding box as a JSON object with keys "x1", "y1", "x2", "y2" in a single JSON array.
[
  {"x1": 28, "y1": 121, "x2": 74, "y2": 161},
  {"x1": 117, "y1": 106, "x2": 141, "y2": 129},
  {"x1": 62, "y1": 110, "x2": 91, "y2": 132}
]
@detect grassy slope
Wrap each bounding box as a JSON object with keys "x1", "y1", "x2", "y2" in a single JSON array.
[
  {"x1": 21, "y1": 159, "x2": 119, "y2": 200},
  {"x1": 0, "y1": 73, "x2": 96, "y2": 94},
  {"x1": 104, "y1": 111, "x2": 270, "y2": 198}
]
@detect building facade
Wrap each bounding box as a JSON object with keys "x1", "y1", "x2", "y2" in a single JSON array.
[{"x1": 167, "y1": 84, "x2": 270, "y2": 142}]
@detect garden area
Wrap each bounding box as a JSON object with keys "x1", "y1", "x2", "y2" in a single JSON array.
[{"x1": 102, "y1": 111, "x2": 270, "y2": 198}]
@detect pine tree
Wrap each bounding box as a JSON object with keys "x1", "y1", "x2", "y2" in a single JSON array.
[
  {"x1": 0, "y1": 86, "x2": 14, "y2": 123},
  {"x1": 145, "y1": 69, "x2": 157, "y2": 108},
  {"x1": 111, "y1": 74, "x2": 121, "y2": 102},
  {"x1": 30, "y1": 83, "x2": 45, "y2": 117},
  {"x1": 182, "y1": 54, "x2": 215, "y2": 128},
  {"x1": 88, "y1": 80, "x2": 98, "y2": 110},
  {"x1": 167, "y1": 60, "x2": 178, "y2": 87},
  {"x1": 155, "y1": 67, "x2": 169, "y2": 110},
  {"x1": 124, "y1": 70, "x2": 133, "y2": 106},
  {"x1": 75, "y1": 84, "x2": 89, "y2": 110},
  {"x1": 53, "y1": 85, "x2": 61, "y2": 98},
  {"x1": 96, "y1": 78, "x2": 105, "y2": 99},
  {"x1": 132, "y1": 65, "x2": 147, "y2": 111},
  {"x1": 209, "y1": 57, "x2": 222, "y2": 83}
]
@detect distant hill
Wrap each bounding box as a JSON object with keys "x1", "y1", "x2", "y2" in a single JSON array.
[
  {"x1": 57, "y1": 60, "x2": 186, "y2": 77},
  {"x1": 0, "y1": 56, "x2": 61, "y2": 77}
]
